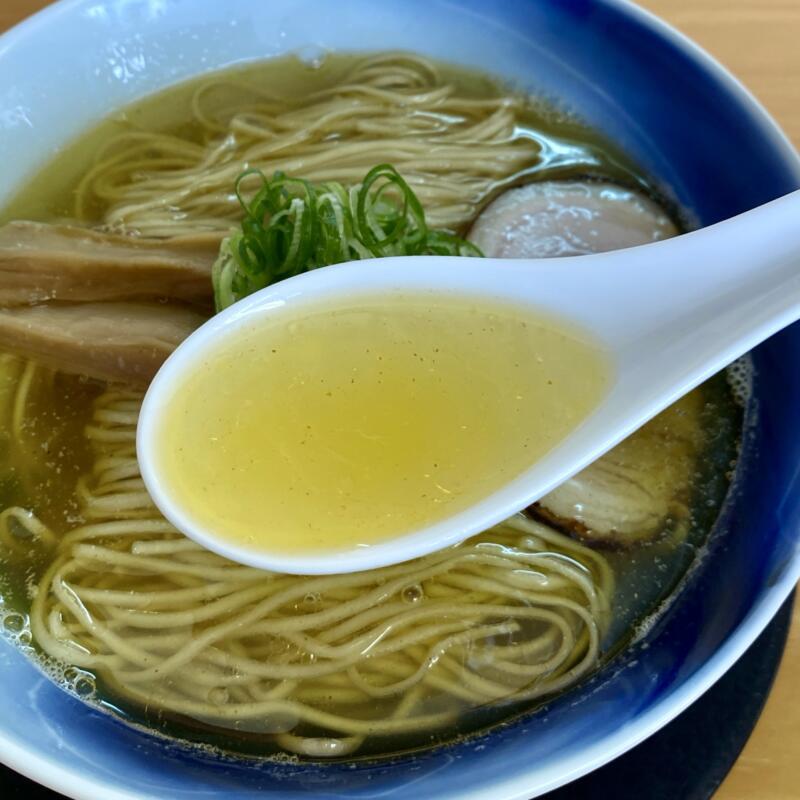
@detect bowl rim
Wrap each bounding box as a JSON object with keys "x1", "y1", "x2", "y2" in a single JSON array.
[{"x1": 0, "y1": 1, "x2": 799, "y2": 798}]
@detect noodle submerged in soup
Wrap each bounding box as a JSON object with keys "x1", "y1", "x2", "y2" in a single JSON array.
[{"x1": 0, "y1": 52, "x2": 741, "y2": 759}]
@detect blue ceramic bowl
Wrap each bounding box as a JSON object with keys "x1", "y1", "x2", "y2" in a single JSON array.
[{"x1": 1, "y1": 1, "x2": 799, "y2": 798}]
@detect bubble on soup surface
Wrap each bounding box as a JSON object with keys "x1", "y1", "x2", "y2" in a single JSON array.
[{"x1": 726, "y1": 356, "x2": 753, "y2": 407}]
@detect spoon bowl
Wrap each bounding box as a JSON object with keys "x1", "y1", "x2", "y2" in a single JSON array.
[{"x1": 138, "y1": 189, "x2": 800, "y2": 574}]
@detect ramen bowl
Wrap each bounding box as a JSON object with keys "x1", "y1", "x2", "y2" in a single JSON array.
[{"x1": 0, "y1": 1, "x2": 799, "y2": 798}]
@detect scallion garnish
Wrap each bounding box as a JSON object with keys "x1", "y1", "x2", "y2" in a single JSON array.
[{"x1": 212, "y1": 164, "x2": 482, "y2": 311}]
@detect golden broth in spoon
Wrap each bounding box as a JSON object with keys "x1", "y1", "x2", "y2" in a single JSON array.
[{"x1": 155, "y1": 293, "x2": 611, "y2": 554}]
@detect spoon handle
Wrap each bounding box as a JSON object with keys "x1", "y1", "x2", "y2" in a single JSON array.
[
  {"x1": 490, "y1": 189, "x2": 800, "y2": 416},
  {"x1": 616, "y1": 188, "x2": 800, "y2": 358},
  {"x1": 620, "y1": 190, "x2": 800, "y2": 408}
]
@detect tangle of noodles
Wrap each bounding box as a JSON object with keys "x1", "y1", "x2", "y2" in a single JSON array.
[
  {"x1": 28, "y1": 389, "x2": 614, "y2": 756},
  {"x1": 73, "y1": 52, "x2": 610, "y2": 237}
]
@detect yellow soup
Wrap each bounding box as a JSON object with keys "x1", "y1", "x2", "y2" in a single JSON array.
[{"x1": 156, "y1": 294, "x2": 611, "y2": 554}]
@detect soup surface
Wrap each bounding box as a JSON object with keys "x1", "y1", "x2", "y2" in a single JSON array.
[
  {"x1": 0, "y1": 52, "x2": 741, "y2": 760},
  {"x1": 157, "y1": 294, "x2": 610, "y2": 555}
]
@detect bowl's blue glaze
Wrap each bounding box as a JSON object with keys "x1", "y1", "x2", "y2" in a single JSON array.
[{"x1": 1, "y1": 1, "x2": 799, "y2": 798}]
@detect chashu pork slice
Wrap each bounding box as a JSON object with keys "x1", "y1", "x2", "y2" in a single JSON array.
[
  {"x1": 469, "y1": 180, "x2": 677, "y2": 257},
  {"x1": 0, "y1": 302, "x2": 205, "y2": 388},
  {"x1": 469, "y1": 180, "x2": 704, "y2": 546},
  {"x1": 530, "y1": 394, "x2": 705, "y2": 546},
  {"x1": 0, "y1": 221, "x2": 221, "y2": 307}
]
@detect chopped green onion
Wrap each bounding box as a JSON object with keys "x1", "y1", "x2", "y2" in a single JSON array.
[{"x1": 212, "y1": 164, "x2": 483, "y2": 311}]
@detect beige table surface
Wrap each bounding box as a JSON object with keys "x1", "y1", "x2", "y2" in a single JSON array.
[{"x1": 1, "y1": 1, "x2": 799, "y2": 798}]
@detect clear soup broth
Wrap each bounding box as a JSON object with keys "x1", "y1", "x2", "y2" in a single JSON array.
[
  {"x1": 0, "y1": 52, "x2": 741, "y2": 760},
  {"x1": 156, "y1": 293, "x2": 611, "y2": 556}
]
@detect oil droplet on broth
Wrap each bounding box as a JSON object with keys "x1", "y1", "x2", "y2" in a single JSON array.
[{"x1": 156, "y1": 293, "x2": 612, "y2": 555}]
